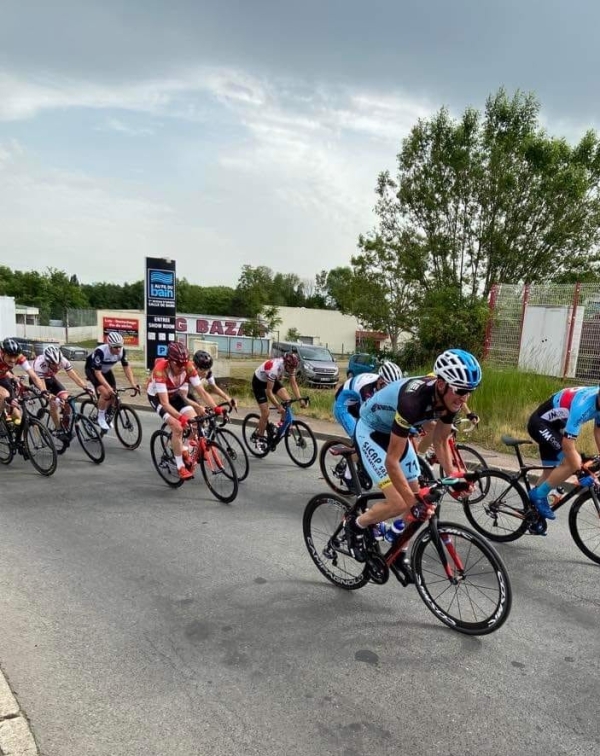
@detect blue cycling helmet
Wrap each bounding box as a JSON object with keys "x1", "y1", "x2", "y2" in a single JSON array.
[{"x1": 433, "y1": 349, "x2": 482, "y2": 390}]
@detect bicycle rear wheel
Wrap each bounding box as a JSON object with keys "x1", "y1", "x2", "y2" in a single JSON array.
[
  {"x1": 23, "y1": 418, "x2": 58, "y2": 476},
  {"x1": 303, "y1": 493, "x2": 370, "y2": 590},
  {"x1": 215, "y1": 428, "x2": 249, "y2": 482},
  {"x1": 569, "y1": 490, "x2": 600, "y2": 565},
  {"x1": 0, "y1": 418, "x2": 15, "y2": 465},
  {"x1": 75, "y1": 415, "x2": 105, "y2": 464},
  {"x1": 439, "y1": 444, "x2": 490, "y2": 503},
  {"x1": 199, "y1": 440, "x2": 239, "y2": 503},
  {"x1": 115, "y1": 405, "x2": 142, "y2": 450},
  {"x1": 241, "y1": 413, "x2": 269, "y2": 458},
  {"x1": 462, "y1": 469, "x2": 529, "y2": 541},
  {"x1": 150, "y1": 429, "x2": 184, "y2": 488},
  {"x1": 285, "y1": 420, "x2": 317, "y2": 467},
  {"x1": 318, "y1": 438, "x2": 356, "y2": 496},
  {"x1": 411, "y1": 521, "x2": 512, "y2": 635},
  {"x1": 36, "y1": 407, "x2": 69, "y2": 455}
]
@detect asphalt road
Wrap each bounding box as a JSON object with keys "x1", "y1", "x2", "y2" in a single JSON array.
[{"x1": 0, "y1": 413, "x2": 599, "y2": 755}]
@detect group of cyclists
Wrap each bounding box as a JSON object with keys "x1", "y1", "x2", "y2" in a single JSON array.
[{"x1": 2, "y1": 333, "x2": 600, "y2": 545}]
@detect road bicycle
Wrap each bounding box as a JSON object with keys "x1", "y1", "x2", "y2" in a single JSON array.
[
  {"x1": 411, "y1": 419, "x2": 490, "y2": 504},
  {"x1": 80, "y1": 386, "x2": 142, "y2": 450},
  {"x1": 303, "y1": 452, "x2": 512, "y2": 635},
  {"x1": 319, "y1": 437, "x2": 436, "y2": 497},
  {"x1": 242, "y1": 397, "x2": 317, "y2": 468},
  {"x1": 0, "y1": 381, "x2": 58, "y2": 476},
  {"x1": 150, "y1": 410, "x2": 239, "y2": 503},
  {"x1": 161, "y1": 401, "x2": 249, "y2": 482},
  {"x1": 37, "y1": 390, "x2": 105, "y2": 464},
  {"x1": 462, "y1": 434, "x2": 600, "y2": 565}
]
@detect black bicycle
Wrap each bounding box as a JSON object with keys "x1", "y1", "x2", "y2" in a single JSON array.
[
  {"x1": 0, "y1": 381, "x2": 58, "y2": 476},
  {"x1": 150, "y1": 410, "x2": 239, "y2": 503},
  {"x1": 80, "y1": 386, "x2": 142, "y2": 450},
  {"x1": 161, "y1": 401, "x2": 249, "y2": 482},
  {"x1": 462, "y1": 435, "x2": 600, "y2": 565},
  {"x1": 38, "y1": 391, "x2": 105, "y2": 464},
  {"x1": 242, "y1": 397, "x2": 317, "y2": 468},
  {"x1": 303, "y1": 472, "x2": 512, "y2": 635},
  {"x1": 319, "y1": 437, "x2": 436, "y2": 496}
]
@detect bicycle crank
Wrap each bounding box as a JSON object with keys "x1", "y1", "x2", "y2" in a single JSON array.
[{"x1": 366, "y1": 554, "x2": 389, "y2": 585}]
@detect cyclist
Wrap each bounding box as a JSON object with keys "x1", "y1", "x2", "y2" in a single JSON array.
[
  {"x1": 147, "y1": 342, "x2": 224, "y2": 481},
  {"x1": 345, "y1": 349, "x2": 482, "y2": 561},
  {"x1": 32, "y1": 345, "x2": 92, "y2": 435},
  {"x1": 251, "y1": 352, "x2": 306, "y2": 448},
  {"x1": 190, "y1": 350, "x2": 237, "y2": 410},
  {"x1": 332, "y1": 361, "x2": 403, "y2": 492},
  {"x1": 85, "y1": 332, "x2": 140, "y2": 431},
  {"x1": 527, "y1": 385, "x2": 600, "y2": 522},
  {"x1": 0, "y1": 337, "x2": 46, "y2": 423}
]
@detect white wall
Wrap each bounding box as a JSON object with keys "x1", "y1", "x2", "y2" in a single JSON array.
[
  {"x1": 270, "y1": 306, "x2": 360, "y2": 354},
  {"x1": 0, "y1": 296, "x2": 16, "y2": 337},
  {"x1": 14, "y1": 324, "x2": 97, "y2": 342}
]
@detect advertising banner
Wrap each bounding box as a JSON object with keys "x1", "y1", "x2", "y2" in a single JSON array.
[
  {"x1": 102, "y1": 316, "x2": 140, "y2": 346},
  {"x1": 145, "y1": 257, "x2": 176, "y2": 368}
]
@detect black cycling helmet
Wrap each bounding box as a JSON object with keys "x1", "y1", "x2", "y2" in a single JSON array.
[
  {"x1": 193, "y1": 350, "x2": 213, "y2": 370},
  {"x1": 2, "y1": 338, "x2": 20, "y2": 356}
]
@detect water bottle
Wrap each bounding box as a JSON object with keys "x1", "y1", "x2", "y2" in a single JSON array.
[{"x1": 383, "y1": 518, "x2": 405, "y2": 543}]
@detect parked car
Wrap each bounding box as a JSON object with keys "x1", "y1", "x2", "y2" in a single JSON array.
[
  {"x1": 346, "y1": 352, "x2": 380, "y2": 378},
  {"x1": 271, "y1": 341, "x2": 339, "y2": 387},
  {"x1": 60, "y1": 344, "x2": 90, "y2": 361},
  {"x1": 32, "y1": 339, "x2": 61, "y2": 356}
]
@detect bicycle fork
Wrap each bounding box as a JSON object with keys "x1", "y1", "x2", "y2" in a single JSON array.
[{"x1": 429, "y1": 519, "x2": 465, "y2": 583}]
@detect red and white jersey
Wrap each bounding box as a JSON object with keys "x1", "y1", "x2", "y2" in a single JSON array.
[
  {"x1": 147, "y1": 358, "x2": 202, "y2": 397},
  {"x1": 0, "y1": 353, "x2": 30, "y2": 379},
  {"x1": 32, "y1": 354, "x2": 73, "y2": 379},
  {"x1": 254, "y1": 357, "x2": 291, "y2": 383}
]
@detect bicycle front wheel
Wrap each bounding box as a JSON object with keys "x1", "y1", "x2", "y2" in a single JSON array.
[
  {"x1": 150, "y1": 429, "x2": 184, "y2": 488},
  {"x1": 303, "y1": 493, "x2": 370, "y2": 590},
  {"x1": 285, "y1": 420, "x2": 317, "y2": 468},
  {"x1": 23, "y1": 418, "x2": 58, "y2": 476},
  {"x1": 569, "y1": 489, "x2": 600, "y2": 565},
  {"x1": 439, "y1": 444, "x2": 490, "y2": 503},
  {"x1": 79, "y1": 399, "x2": 98, "y2": 423},
  {"x1": 462, "y1": 469, "x2": 529, "y2": 541},
  {"x1": 215, "y1": 428, "x2": 249, "y2": 482},
  {"x1": 318, "y1": 437, "x2": 355, "y2": 495},
  {"x1": 115, "y1": 405, "x2": 142, "y2": 450},
  {"x1": 75, "y1": 415, "x2": 105, "y2": 464},
  {"x1": 199, "y1": 440, "x2": 239, "y2": 503},
  {"x1": 241, "y1": 413, "x2": 269, "y2": 458},
  {"x1": 36, "y1": 408, "x2": 68, "y2": 455},
  {"x1": 411, "y1": 521, "x2": 512, "y2": 635},
  {"x1": 0, "y1": 418, "x2": 15, "y2": 465}
]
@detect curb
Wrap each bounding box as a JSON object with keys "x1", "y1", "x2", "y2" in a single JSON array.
[{"x1": 0, "y1": 669, "x2": 39, "y2": 755}]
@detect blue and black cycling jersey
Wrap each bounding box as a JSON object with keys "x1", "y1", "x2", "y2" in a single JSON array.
[{"x1": 530, "y1": 386, "x2": 600, "y2": 439}]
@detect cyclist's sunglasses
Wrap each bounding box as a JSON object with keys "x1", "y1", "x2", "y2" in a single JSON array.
[{"x1": 448, "y1": 385, "x2": 473, "y2": 396}]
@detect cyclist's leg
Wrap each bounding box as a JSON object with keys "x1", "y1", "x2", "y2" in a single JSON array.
[
  {"x1": 252, "y1": 375, "x2": 270, "y2": 437},
  {"x1": 96, "y1": 370, "x2": 116, "y2": 421},
  {"x1": 0, "y1": 379, "x2": 20, "y2": 422},
  {"x1": 332, "y1": 400, "x2": 359, "y2": 488},
  {"x1": 526, "y1": 414, "x2": 564, "y2": 520},
  {"x1": 47, "y1": 378, "x2": 68, "y2": 430}
]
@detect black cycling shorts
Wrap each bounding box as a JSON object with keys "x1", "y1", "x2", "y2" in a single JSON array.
[
  {"x1": 86, "y1": 368, "x2": 116, "y2": 391},
  {"x1": 252, "y1": 374, "x2": 283, "y2": 404},
  {"x1": 527, "y1": 413, "x2": 564, "y2": 465},
  {"x1": 148, "y1": 392, "x2": 188, "y2": 418}
]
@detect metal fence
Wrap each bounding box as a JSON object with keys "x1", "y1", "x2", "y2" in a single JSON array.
[
  {"x1": 485, "y1": 282, "x2": 600, "y2": 381},
  {"x1": 66, "y1": 308, "x2": 97, "y2": 327}
]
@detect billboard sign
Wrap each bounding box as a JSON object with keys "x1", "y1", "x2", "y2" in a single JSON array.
[{"x1": 145, "y1": 257, "x2": 176, "y2": 368}]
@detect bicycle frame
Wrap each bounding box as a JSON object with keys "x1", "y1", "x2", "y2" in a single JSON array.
[{"x1": 495, "y1": 439, "x2": 600, "y2": 519}]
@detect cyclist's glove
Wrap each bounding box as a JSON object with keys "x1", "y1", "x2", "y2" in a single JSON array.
[
  {"x1": 179, "y1": 415, "x2": 189, "y2": 429},
  {"x1": 214, "y1": 406, "x2": 225, "y2": 416},
  {"x1": 466, "y1": 412, "x2": 479, "y2": 424},
  {"x1": 407, "y1": 489, "x2": 437, "y2": 522},
  {"x1": 447, "y1": 470, "x2": 474, "y2": 500}
]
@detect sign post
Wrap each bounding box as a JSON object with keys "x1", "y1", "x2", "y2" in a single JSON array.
[{"x1": 145, "y1": 257, "x2": 177, "y2": 369}]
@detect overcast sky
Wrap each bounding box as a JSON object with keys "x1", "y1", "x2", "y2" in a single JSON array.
[{"x1": 1, "y1": 0, "x2": 598, "y2": 288}]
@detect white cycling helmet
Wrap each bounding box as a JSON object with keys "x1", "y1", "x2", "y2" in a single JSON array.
[
  {"x1": 44, "y1": 345, "x2": 61, "y2": 365},
  {"x1": 378, "y1": 361, "x2": 403, "y2": 384},
  {"x1": 106, "y1": 332, "x2": 124, "y2": 347},
  {"x1": 433, "y1": 349, "x2": 482, "y2": 390}
]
